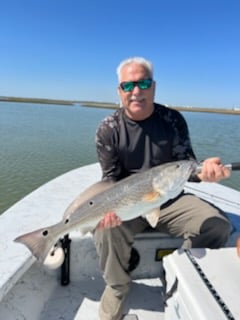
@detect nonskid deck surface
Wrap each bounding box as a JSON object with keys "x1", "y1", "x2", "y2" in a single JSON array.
[
  {"x1": 0, "y1": 262, "x2": 165, "y2": 320},
  {"x1": 74, "y1": 278, "x2": 164, "y2": 320},
  {"x1": 1, "y1": 163, "x2": 240, "y2": 320}
]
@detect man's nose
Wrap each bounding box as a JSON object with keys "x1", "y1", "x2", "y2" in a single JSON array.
[{"x1": 132, "y1": 84, "x2": 141, "y2": 94}]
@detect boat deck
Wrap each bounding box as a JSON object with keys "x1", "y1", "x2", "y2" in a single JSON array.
[
  {"x1": 0, "y1": 163, "x2": 240, "y2": 320},
  {"x1": 0, "y1": 248, "x2": 165, "y2": 320},
  {"x1": 0, "y1": 234, "x2": 168, "y2": 320}
]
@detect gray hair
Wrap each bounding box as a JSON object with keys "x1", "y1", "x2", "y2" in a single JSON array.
[{"x1": 116, "y1": 57, "x2": 154, "y2": 82}]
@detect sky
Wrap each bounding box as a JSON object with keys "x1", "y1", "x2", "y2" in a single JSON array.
[{"x1": 1, "y1": 0, "x2": 240, "y2": 109}]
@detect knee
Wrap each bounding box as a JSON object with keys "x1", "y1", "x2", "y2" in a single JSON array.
[
  {"x1": 93, "y1": 226, "x2": 133, "y2": 264},
  {"x1": 200, "y1": 216, "x2": 232, "y2": 248},
  {"x1": 93, "y1": 228, "x2": 115, "y2": 254},
  {"x1": 94, "y1": 227, "x2": 113, "y2": 243}
]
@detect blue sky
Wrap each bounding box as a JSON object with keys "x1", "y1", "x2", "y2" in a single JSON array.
[{"x1": 1, "y1": 0, "x2": 240, "y2": 108}]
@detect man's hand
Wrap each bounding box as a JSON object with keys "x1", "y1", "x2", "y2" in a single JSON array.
[
  {"x1": 197, "y1": 157, "x2": 231, "y2": 182},
  {"x1": 96, "y1": 212, "x2": 122, "y2": 230}
]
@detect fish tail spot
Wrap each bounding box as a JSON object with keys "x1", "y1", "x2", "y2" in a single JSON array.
[{"x1": 42, "y1": 230, "x2": 48, "y2": 237}]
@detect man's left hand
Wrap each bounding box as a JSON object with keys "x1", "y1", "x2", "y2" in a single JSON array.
[{"x1": 197, "y1": 157, "x2": 231, "y2": 182}]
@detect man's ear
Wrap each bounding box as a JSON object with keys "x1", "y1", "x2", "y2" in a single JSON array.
[
  {"x1": 117, "y1": 86, "x2": 121, "y2": 97},
  {"x1": 117, "y1": 88, "x2": 123, "y2": 108},
  {"x1": 152, "y1": 80, "x2": 156, "y2": 99}
]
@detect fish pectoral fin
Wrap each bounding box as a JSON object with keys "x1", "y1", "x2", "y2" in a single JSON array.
[
  {"x1": 142, "y1": 191, "x2": 161, "y2": 202},
  {"x1": 144, "y1": 208, "x2": 161, "y2": 228}
]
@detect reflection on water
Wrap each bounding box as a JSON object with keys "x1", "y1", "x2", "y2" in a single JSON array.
[
  {"x1": 0, "y1": 103, "x2": 239, "y2": 214},
  {"x1": 184, "y1": 111, "x2": 240, "y2": 193}
]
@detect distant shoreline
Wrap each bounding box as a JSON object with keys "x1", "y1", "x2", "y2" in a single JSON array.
[
  {"x1": 1, "y1": 96, "x2": 240, "y2": 115},
  {"x1": 0, "y1": 96, "x2": 74, "y2": 106}
]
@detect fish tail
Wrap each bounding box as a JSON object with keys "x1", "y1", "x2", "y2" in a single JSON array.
[{"x1": 14, "y1": 227, "x2": 55, "y2": 263}]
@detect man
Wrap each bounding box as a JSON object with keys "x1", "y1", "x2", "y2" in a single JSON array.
[{"x1": 93, "y1": 57, "x2": 231, "y2": 320}]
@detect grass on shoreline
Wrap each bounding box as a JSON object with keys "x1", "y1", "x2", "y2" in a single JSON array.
[{"x1": 1, "y1": 96, "x2": 240, "y2": 115}]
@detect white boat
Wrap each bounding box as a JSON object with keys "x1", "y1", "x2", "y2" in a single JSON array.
[{"x1": 0, "y1": 163, "x2": 240, "y2": 320}]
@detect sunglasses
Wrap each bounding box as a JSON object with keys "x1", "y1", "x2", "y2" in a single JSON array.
[{"x1": 119, "y1": 79, "x2": 153, "y2": 92}]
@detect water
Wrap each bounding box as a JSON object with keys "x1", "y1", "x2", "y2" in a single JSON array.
[{"x1": 0, "y1": 102, "x2": 239, "y2": 214}]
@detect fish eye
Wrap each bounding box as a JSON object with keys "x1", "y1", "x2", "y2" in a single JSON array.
[
  {"x1": 65, "y1": 219, "x2": 69, "y2": 224},
  {"x1": 89, "y1": 201, "x2": 94, "y2": 206},
  {"x1": 42, "y1": 230, "x2": 48, "y2": 237}
]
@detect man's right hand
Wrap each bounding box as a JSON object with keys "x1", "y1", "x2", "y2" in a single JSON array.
[{"x1": 96, "y1": 212, "x2": 122, "y2": 230}]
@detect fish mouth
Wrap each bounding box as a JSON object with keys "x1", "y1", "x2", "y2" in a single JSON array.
[
  {"x1": 183, "y1": 160, "x2": 198, "y2": 178},
  {"x1": 189, "y1": 160, "x2": 198, "y2": 174},
  {"x1": 167, "y1": 161, "x2": 198, "y2": 193}
]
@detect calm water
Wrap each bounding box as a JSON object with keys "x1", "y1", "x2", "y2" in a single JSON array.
[{"x1": 0, "y1": 102, "x2": 239, "y2": 214}]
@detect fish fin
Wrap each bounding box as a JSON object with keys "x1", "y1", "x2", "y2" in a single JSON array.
[
  {"x1": 78, "y1": 227, "x2": 90, "y2": 236},
  {"x1": 142, "y1": 191, "x2": 161, "y2": 202},
  {"x1": 14, "y1": 226, "x2": 55, "y2": 263},
  {"x1": 144, "y1": 208, "x2": 161, "y2": 228}
]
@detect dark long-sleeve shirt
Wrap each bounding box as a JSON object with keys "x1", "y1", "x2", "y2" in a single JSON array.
[{"x1": 95, "y1": 103, "x2": 198, "y2": 182}]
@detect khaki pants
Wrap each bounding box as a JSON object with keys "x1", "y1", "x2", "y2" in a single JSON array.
[{"x1": 93, "y1": 193, "x2": 231, "y2": 289}]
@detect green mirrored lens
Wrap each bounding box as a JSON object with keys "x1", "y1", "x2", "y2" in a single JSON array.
[
  {"x1": 122, "y1": 82, "x2": 134, "y2": 92},
  {"x1": 120, "y1": 79, "x2": 152, "y2": 92},
  {"x1": 138, "y1": 79, "x2": 152, "y2": 89}
]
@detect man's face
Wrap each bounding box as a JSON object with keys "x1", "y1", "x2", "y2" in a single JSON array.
[{"x1": 118, "y1": 63, "x2": 155, "y2": 121}]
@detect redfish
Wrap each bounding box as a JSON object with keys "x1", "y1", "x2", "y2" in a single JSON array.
[{"x1": 15, "y1": 160, "x2": 196, "y2": 268}]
